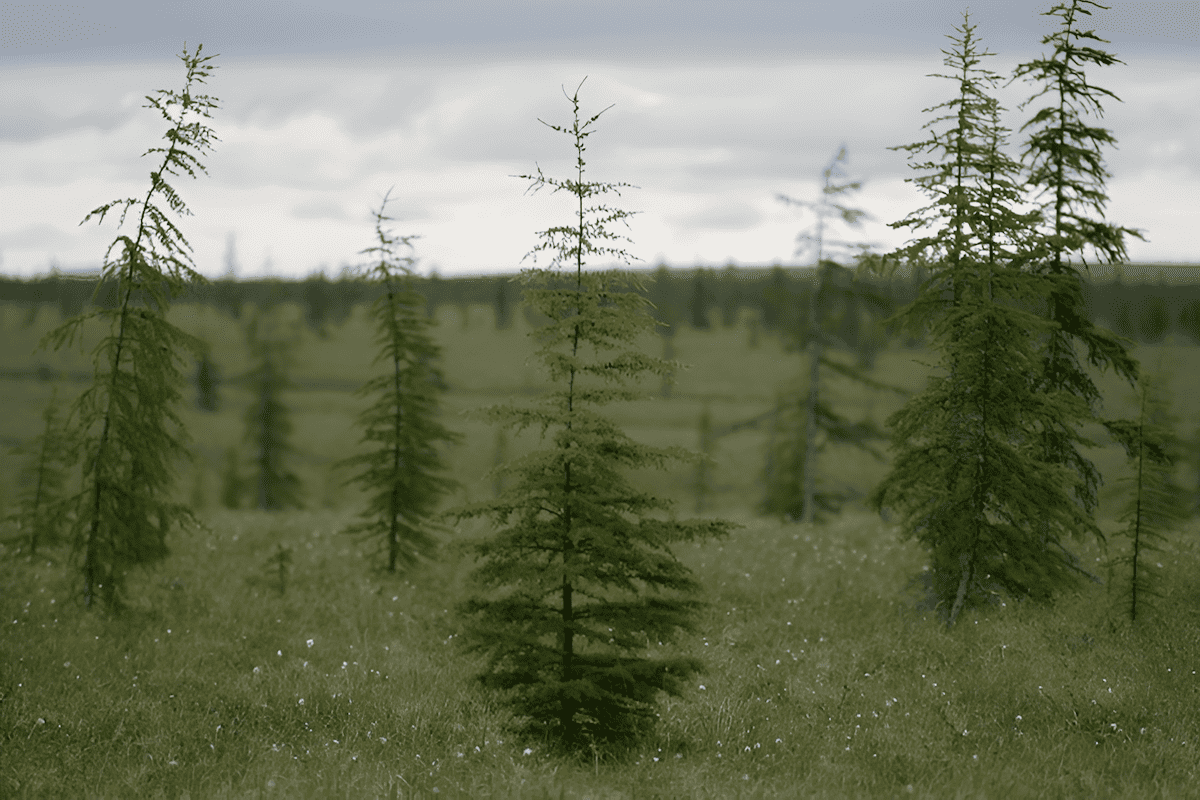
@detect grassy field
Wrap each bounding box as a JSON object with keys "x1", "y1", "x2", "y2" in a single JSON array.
[{"x1": 2, "y1": 299, "x2": 1200, "y2": 797}]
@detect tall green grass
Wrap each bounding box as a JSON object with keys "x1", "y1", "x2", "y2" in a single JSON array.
[{"x1": 2, "y1": 503, "x2": 1198, "y2": 797}]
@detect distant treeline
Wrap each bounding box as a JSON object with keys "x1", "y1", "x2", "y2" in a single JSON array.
[{"x1": 4, "y1": 262, "x2": 1200, "y2": 347}]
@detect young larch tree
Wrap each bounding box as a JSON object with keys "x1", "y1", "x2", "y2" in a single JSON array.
[
  {"x1": 334, "y1": 188, "x2": 462, "y2": 573},
  {"x1": 444, "y1": 77, "x2": 738, "y2": 751},
  {"x1": 864, "y1": 13, "x2": 1100, "y2": 624},
  {"x1": 1006, "y1": 0, "x2": 1144, "y2": 543},
  {"x1": 241, "y1": 301, "x2": 305, "y2": 512},
  {"x1": 3, "y1": 384, "x2": 80, "y2": 557},
  {"x1": 36, "y1": 44, "x2": 218, "y2": 610},
  {"x1": 771, "y1": 144, "x2": 900, "y2": 524},
  {"x1": 1106, "y1": 360, "x2": 1190, "y2": 623}
]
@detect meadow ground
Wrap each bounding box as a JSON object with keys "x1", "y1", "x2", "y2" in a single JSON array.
[
  {"x1": 3, "y1": 506, "x2": 1198, "y2": 798},
  {"x1": 2, "y1": 300, "x2": 1200, "y2": 797}
]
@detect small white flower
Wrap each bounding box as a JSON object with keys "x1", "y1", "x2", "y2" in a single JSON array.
[
  {"x1": 523, "y1": 748, "x2": 532, "y2": 756},
  {"x1": 307, "y1": 639, "x2": 314, "y2": 648},
  {"x1": 298, "y1": 698, "x2": 305, "y2": 705},
  {"x1": 253, "y1": 666, "x2": 261, "y2": 674}
]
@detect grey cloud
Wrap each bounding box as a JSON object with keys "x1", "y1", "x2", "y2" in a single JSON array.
[
  {"x1": 6, "y1": 1, "x2": 1194, "y2": 72},
  {"x1": 290, "y1": 198, "x2": 350, "y2": 221},
  {"x1": 0, "y1": 222, "x2": 76, "y2": 250},
  {"x1": 668, "y1": 202, "x2": 764, "y2": 232},
  {"x1": 0, "y1": 96, "x2": 139, "y2": 145}
]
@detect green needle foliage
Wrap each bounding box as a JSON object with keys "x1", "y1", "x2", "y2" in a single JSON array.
[
  {"x1": 770, "y1": 145, "x2": 904, "y2": 524},
  {"x1": 242, "y1": 305, "x2": 305, "y2": 512},
  {"x1": 1106, "y1": 363, "x2": 1190, "y2": 623},
  {"x1": 3, "y1": 384, "x2": 81, "y2": 557},
  {"x1": 334, "y1": 188, "x2": 462, "y2": 573},
  {"x1": 445, "y1": 77, "x2": 738, "y2": 752},
  {"x1": 865, "y1": 13, "x2": 1100, "y2": 624},
  {"x1": 35, "y1": 43, "x2": 218, "y2": 610},
  {"x1": 1006, "y1": 0, "x2": 1144, "y2": 533}
]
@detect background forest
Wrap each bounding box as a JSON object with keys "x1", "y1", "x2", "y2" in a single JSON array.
[{"x1": 2, "y1": 263, "x2": 1200, "y2": 520}]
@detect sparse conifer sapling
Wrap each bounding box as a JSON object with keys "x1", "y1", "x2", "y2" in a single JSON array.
[
  {"x1": 864, "y1": 13, "x2": 1100, "y2": 624},
  {"x1": 3, "y1": 384, "x2": 81, "y2": 557},
  {"x1": 444, "y1": 77, "x2": 738, "y2": 751},
  {"x1": 1006, "y1": 0, "x2": 1144, "y2": 537},
  {"x1": 771, "y1": 145, "x2": 900, "y2": 524},
  {"x1": 1105, "y1": 362, "x2": 1190, "y2": 623},
  {"x1": 35, "y1": 43, "x2": 218, "y2": 609},
  {"x1": 242, "y1": 305, "x2": 305, "y2": 512},
  {"x1": 219, "y1": 445, "x2": 243, "y2": 510},
  {"x1": 333, "y1": 188, "x2": 462, "y2": 573},
  {"x1": 195, "y1": 344, "x2": 221, "y2": 412}
]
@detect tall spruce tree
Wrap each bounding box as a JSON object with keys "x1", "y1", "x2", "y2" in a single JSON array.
[
  {"x1": 1006, "y1": 0, "x2": 1144, "y2": 540},
  {"x1": 1105, "y1": 360, "x2": 1190, "y2": 623},
  {"x1": 771, "y1": 145, "x2": 901, "y2": 524},
  {"x1": 864, "y1": 13, "x2": 1101, "y2": 624},
  {"x1": 333, "y1": 187, "x2": 462, "y2": 573},
  {"x1": 35, "y1": 44, "x2": 218, "y2": 609},
  {"x1": 444, "y1": 77, "x2": 737, "y2": 751}
]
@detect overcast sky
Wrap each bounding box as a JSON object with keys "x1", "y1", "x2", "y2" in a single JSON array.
[{"x1": 2, "y1": 1, "x2": 1198, "y2": 280}]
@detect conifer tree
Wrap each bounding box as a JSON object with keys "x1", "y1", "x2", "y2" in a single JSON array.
[
  {"x1": 333, "y1": 188, "x2": 462, "y2": 573},
  {"x1": 1006, "y1": 0, "x2": 1144, "y2": 538},
  {"x1": 35, "y1": 44, "x2": 218, "y2": 609},
  {"x1": 1105, "y1": 361, "x2": 1190, "y2": 622},
  {"x1": 444, "y1": 77, "x2": 737, "y2": 751},
  {"x1": 495, "y1": 276, "x2": 513, "y2": 330},
  {"x1": 693, "y1": 403, "x2": 715, "y2": 513},
  {"x1": 688, "y1": 268, "x2": 714, "y2": 330},
  {"x1": 864, "y1": 13, "x2": 1100, "y2": 623},
  {"x1": 242, "y1": 305, "x2": 305, "y2": 512},
  {"x1": 302, "y1": 270, "x2": 333, "y2": 338},
  {"x1": 3, "y1": 384, "x2": 81, "y2": 557},
  {"x1": 770, "y1": 145, "x2": 902, "y2": 524},
  {"x1": 219, "y1": 445, "x2": 243, "y2": 510},
  {"x1": 194, "y1": 344, "x2": 221, "y2": 412}
]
